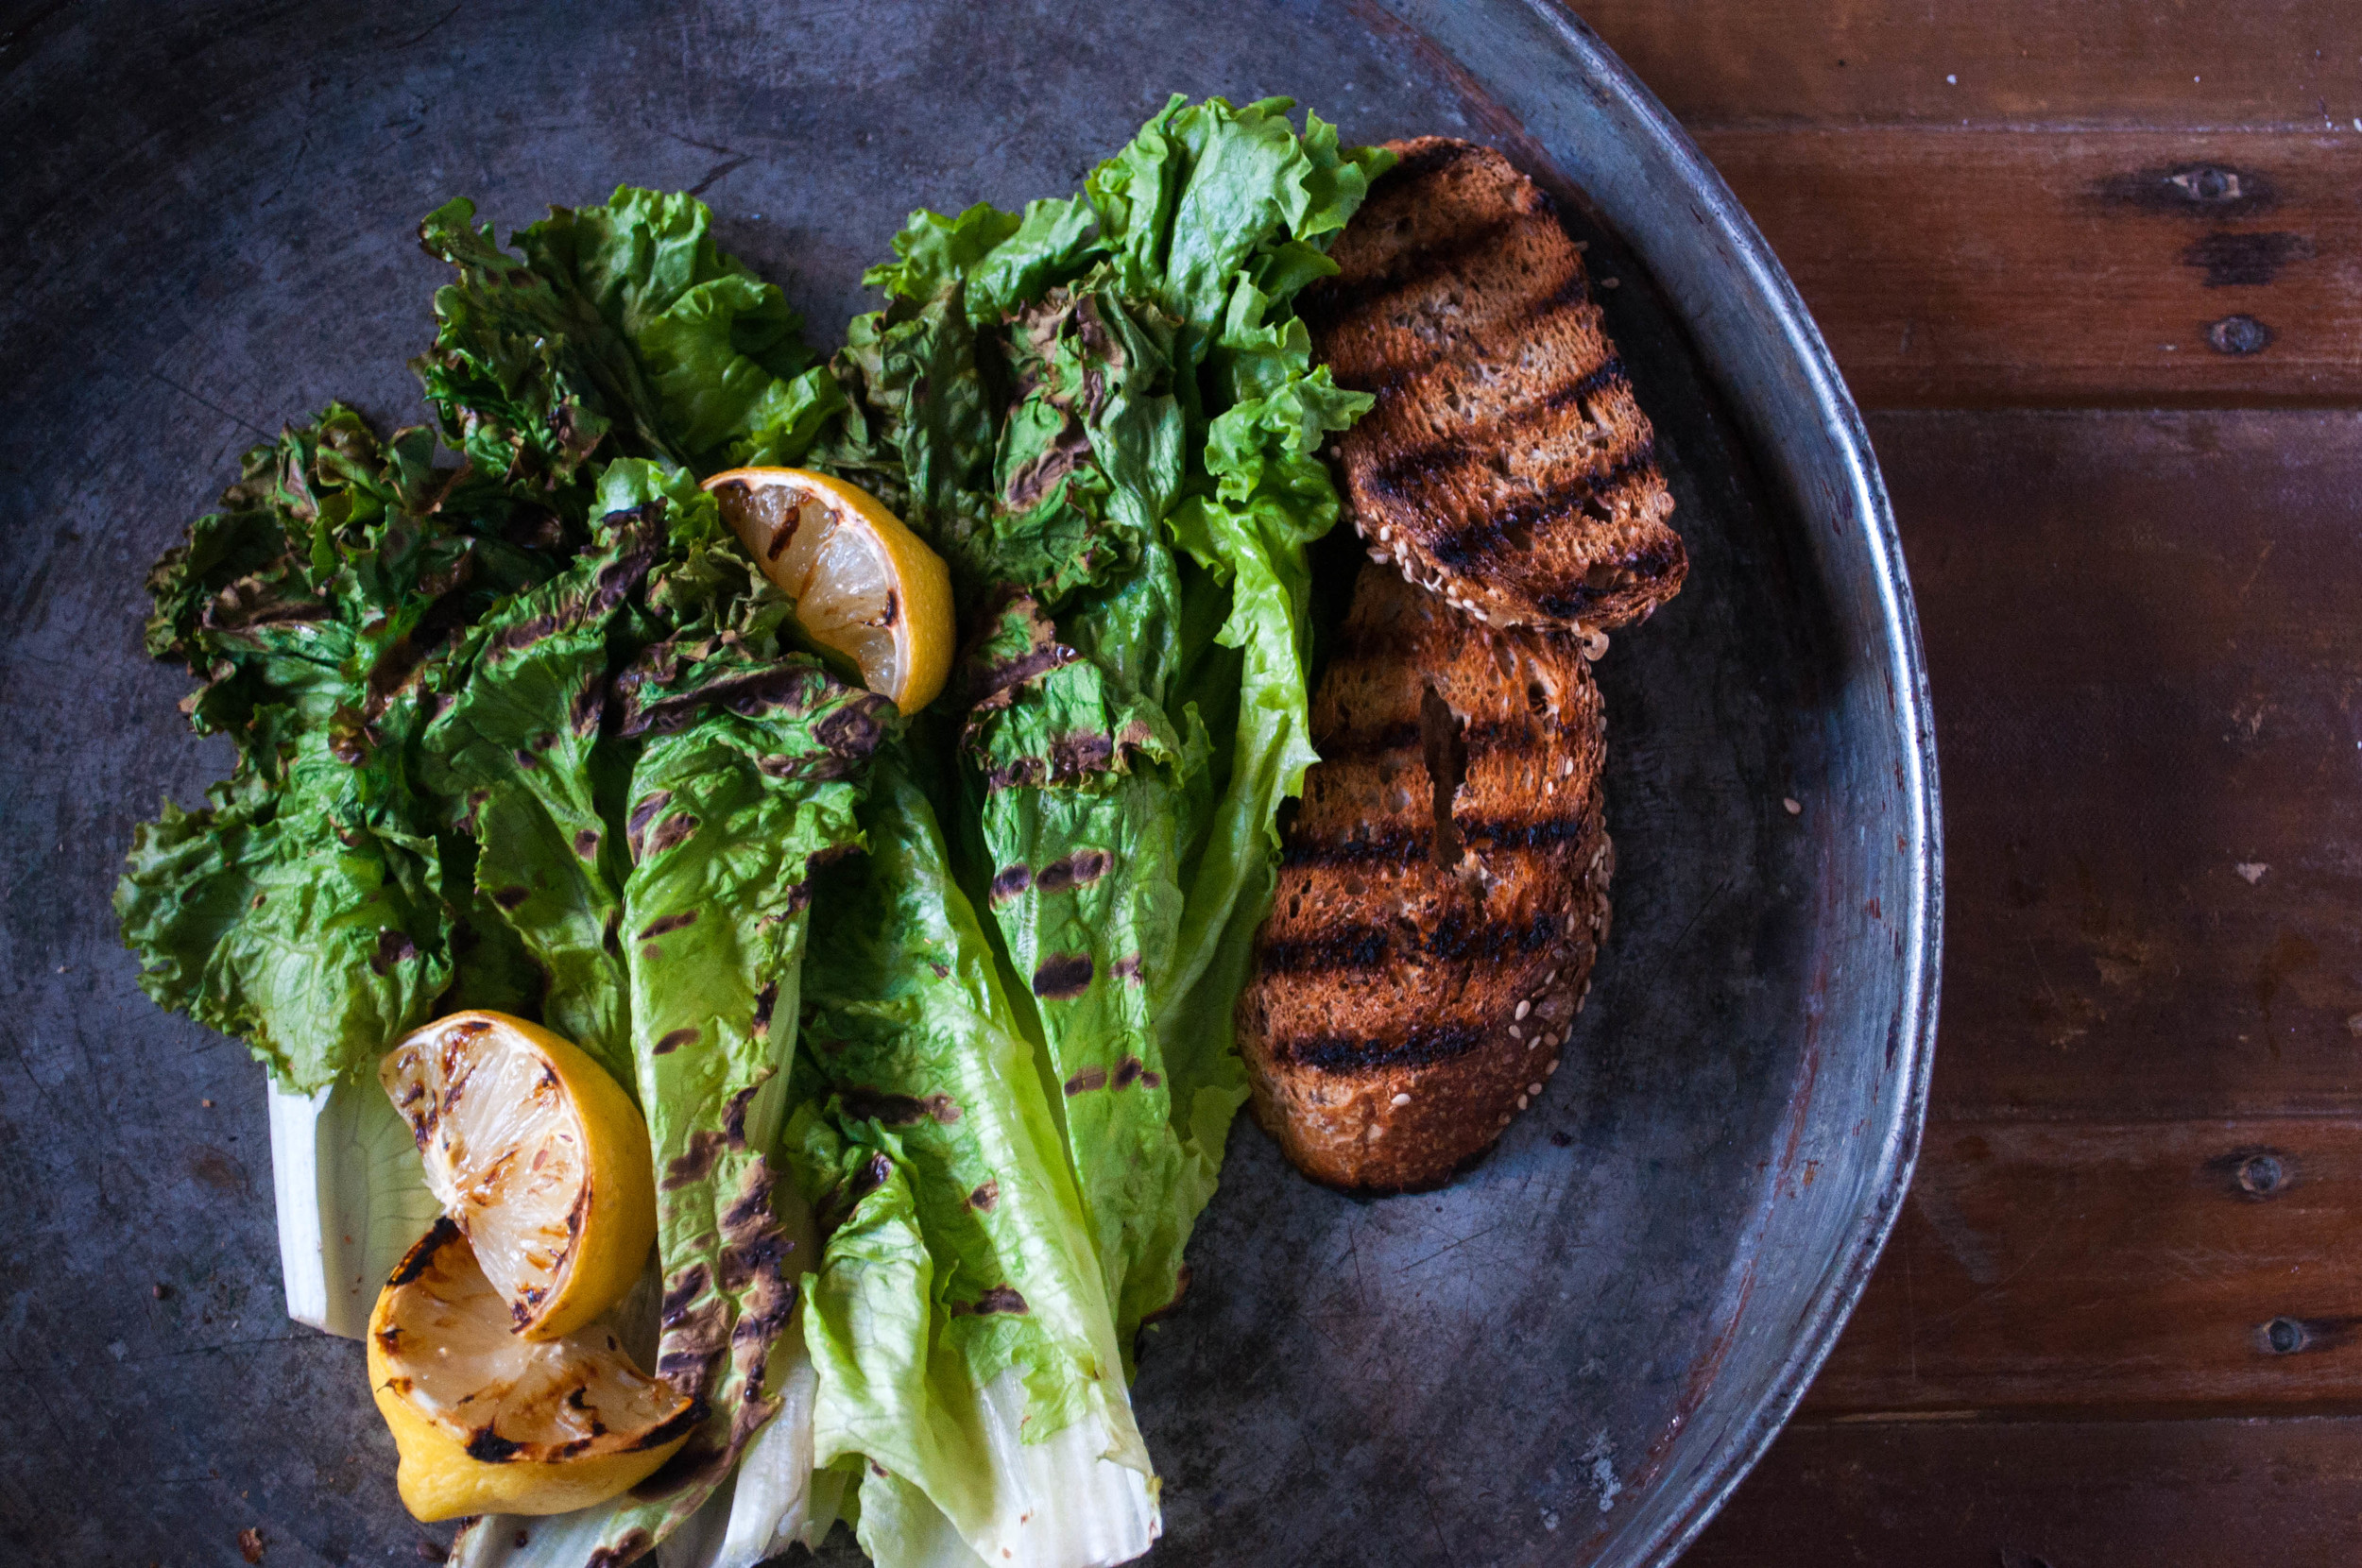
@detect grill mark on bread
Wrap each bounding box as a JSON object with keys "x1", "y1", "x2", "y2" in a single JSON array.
[
  {"x1": 1278, "y1": 827, "x2": 1428, "y2": 869},
  {"x1": 1331, "y1": 283, "x2": 1610, "y2": 400},
  {"x1": 1380, "y1": 438, "x2": 1660, "y2": 562},
  {"x1": 1281, "y1": 811, "x2": 1589, "y2": 866},
  {"x1": 1240, "y1": 555, "x2": 1613, "y2": 1192},
  {"x1": 1535, "y1": 531, "x2": 1689, "y2": 620},
  {"x1": 1309, "y1": 135, "x2": 1685, "y2": 632},
  {"x1": 1259, "y1": 907, "x2": 1565, "y2": 975},
  {"x1": 1279, "y1": 1025, "x2": 1489, "y2": 1074},
  {"x1": 1360, "y1": 358, "x2": 1634, "y2": 485},
  {"x1": 1298, "y1": 218, "x2": 1522, "y2": 330}
]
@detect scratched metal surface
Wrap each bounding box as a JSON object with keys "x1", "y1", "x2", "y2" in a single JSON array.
[{"x1": 0, "y1": 3, "x2": 1935, "y2": 1566}]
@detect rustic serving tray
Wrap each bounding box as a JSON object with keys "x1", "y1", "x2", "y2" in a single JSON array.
[{"x1": 0, "y1": 3, "x2": 1937, "y2": 1564}]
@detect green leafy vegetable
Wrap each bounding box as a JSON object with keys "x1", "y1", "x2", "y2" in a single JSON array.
[
  {"x1": 418, "y1": 501, "x2": 663, "y2": 1084},
  {"x1": 118, "y1": 405, "x2": 567, "y2": 1092},
  {"x1": 794, "y1": 751, "x2": 1158, "y2": 1564},
  {"x1": 818, "y1": 94, "x2": 1390, "y2": 1341},
  {"x1": 417, "y1": 189, "x2": 847, "y2": 496},
  {"x1": 126, "y1": 95, "x2": 1392, "y2": 1568},
  {"x1": 592, "y1": 626, "x2": 883, "y2": 1543}
]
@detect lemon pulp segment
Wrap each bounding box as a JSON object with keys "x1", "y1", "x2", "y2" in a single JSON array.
[
  {"x1": 703, "y1": 466, "x2": 953, "y2": 715},
  {"x1": 380, "y1": 1011, "x2": 654, "y2": 1340},
  {"x1": 368, "y1": 1219, "x2": 694, "y2": 1521}
]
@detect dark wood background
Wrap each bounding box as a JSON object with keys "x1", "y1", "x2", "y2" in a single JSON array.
[{"x1": 1561, "y1": 3, "x2": 2362, "y2": 1560}]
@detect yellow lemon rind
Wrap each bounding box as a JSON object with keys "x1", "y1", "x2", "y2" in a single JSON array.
[
  {"x1": 367, "y1": 1221, "x2": 696, "y2": 1523},
  {"x1": 382, "y1": 1011, "x2": 657, "y2": 1342},
  {"x1": 701, "y1": 465, "x2": 954, "y2": 715}
]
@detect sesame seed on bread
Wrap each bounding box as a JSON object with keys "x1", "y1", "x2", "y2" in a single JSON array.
[
  {"x1": 1237, "y1": 561, "x2": 1611, "y2": 1192},
  {"x1": 1301, "y1": 136, "x2": 1686, "y2": 634}
]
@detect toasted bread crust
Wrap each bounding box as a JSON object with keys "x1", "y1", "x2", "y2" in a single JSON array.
[
  {"x1": 1238, "y1": 562, "x2": 1611, "y2": 1192},
  {"x1": 1302, "y1": 136, "x2": 1686, "y2": 634}
]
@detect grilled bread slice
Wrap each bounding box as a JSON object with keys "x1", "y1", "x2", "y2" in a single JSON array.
[
  {"x1": 1238, "y1": 560, "x2": 1612, "y2": 1191},
  {"x1": 1301, "y1": 136, "x2": 1686, "y2": 635}
]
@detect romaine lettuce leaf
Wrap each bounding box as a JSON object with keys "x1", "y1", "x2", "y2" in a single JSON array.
[
  {"x1": 119, "y1": 406, "x2": 568, "y2": 1092},
  {"x1": 418, "y1": 188, "x2": 847, "y2": 491},
  {"x1": 795, "y1": 752, "x2": 1158, "y2": 1566},
  {"x1": 821, "y1": 96, "x2": 1390, "y2": 1344},
  {"x1": 419, "y1": 501, "x2": 664, "y2": 1083},
  {"x1": 556, "y1": 614, "x2": 886, "y2": 1555}
]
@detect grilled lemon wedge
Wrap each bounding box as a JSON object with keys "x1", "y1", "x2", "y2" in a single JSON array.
[
  {"x1": 381, "y1": 1011, "x2": 654, "y2": 1340},
  {"x1": 368, "y1": 1219, "x2": 694, "y2": 1521},
  {"x1": 703, "y1": 466, "x2": 954, "y2": 715}
]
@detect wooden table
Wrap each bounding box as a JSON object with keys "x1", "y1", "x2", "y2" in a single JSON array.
[{"x1": 1557, "y1": 3, "x2": 2362, "y2": 1559}]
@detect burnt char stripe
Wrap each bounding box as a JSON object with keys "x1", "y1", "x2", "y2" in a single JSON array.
[
  {"x1": 386, "y1": 1217, "x2": 460, "y2": 1287},
  {"x1": 1279, "y1": 827, "x2": 1427, "y2": 870},
  {"x1": 1300, "y1": 217, "x2": 1519, "y2": 330},
  {"x1": 630, "y1": 1400, "x2": 708, "y2": 1453},
  {"x1": 1280, "y1": 813, "x2": 1589, "y2": 868},
  {"x1": 1516, "y1": 264, "x2": 1596, "y2": 326},
  {"x1": 1278, "y1": 1024, "x2": 1488, "y2": 1075},
  {"x1": 1415, "y1": 446, "x2": 1667, "y2": 578},
  {"x1": 1358, "y1": 352, "x2": 1628, "y2": 479},
  {"x1": 1324, "y1": 282, "x2": 1610, "y2": 403},
  {"x1": 1313, "y1": 717, "x2": 1549, "y2": 763},
  {"x1": 1260, "y1": 912, "x2": 1565, "y2": 976},
  {"x1": 1534, "y1": 533, "x2": 1686, "y2": 621},
  {"x1": 1368, "y1": 430, "x2": 1656, "y2": 540},
  {"x1": 1258, "y1": 925, "x2": 1391, "y2": 975},
  {"x1": 1542, "y1": 355, "x2": 1628, "y2": 412}
]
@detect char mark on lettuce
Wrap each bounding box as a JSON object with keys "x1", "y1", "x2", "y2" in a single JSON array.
[
  {"x1": 416, "y1": 189, "x2": 847, "y2": 503},
  {"x1": 119, "y1": 404, "x2": 581, "y2": 1092},
  {"x1": 802, "y1": 94, "x2": 1394, "y2": 1348}
]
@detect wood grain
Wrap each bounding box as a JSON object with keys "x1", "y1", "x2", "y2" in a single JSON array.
[
  {"x1": 1801, "y1": 1118, "x2": 2362, "y2": 1416},
  {"x1": 1561, "y1": 3, "x2": 2362, "y2": 1556},
  {"x1": 1687, "y1": 1414, "x2": 2362, "y2": 1565},
  {"x1": 1688, "y1": 129, "x2": 2362, "y2": 405},
  {"x1": 1877, "y1": 408, "x2": 2362, "y2": 1119},
  {"x1": 1581, "y1": 1, "x2": 2362, "y2": 129}
]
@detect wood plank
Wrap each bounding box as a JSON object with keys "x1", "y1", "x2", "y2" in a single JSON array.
[
  {"x1": 1686, "y1": 128, "x2": 2362, "y2": 405},
  {"x1": 1800, "y1": 1118, "x2": 2362, "y2": 1417},
  {"x1": 1686, "y1": 1414, "x2": 2362, "y2": 1566},
  {"x1": 1581, "y1": 0, "x2": 2362, "y2": 130},
  {"x1": 1877, "y1": 408, "x2": 2362, "y2": 1118}
]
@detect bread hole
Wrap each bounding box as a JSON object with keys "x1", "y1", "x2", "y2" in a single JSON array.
[
  {"x1": 1526, "y1": 680, "x2": 1549, "y2": 715},
  {"x1": 1418, "y1": 686, "x2": 1469, "y2": 871}
]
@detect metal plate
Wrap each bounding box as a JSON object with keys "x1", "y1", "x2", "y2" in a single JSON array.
[{"x1": 0, "y1": 3, "x2": 1937, "y2": 1565}]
